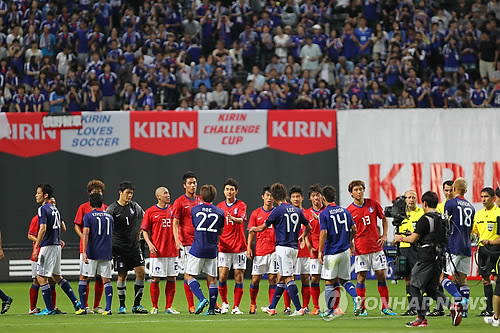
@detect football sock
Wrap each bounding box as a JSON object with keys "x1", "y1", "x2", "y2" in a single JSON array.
[
  {"x1": 104, "y1": 282, "x2": 113, "y2": 312},
  {"x1": 311, "y1": 282, "x2": 320, "y2": 309},
  {"x1": 219, "y1": 281, "x2": 228, "y2": 304},
  {"x1": 40, "y1": 283, "x2": 54, "y2": 311},
  {"x1": 377, "y1": 281, "x2": 389, "y2": 309},
  {"x1": 356, "y1": 282, "x2": 366, "y2": 308},
  {"x1": 302, "y1": 283, "x2": 311, "y2": 309},
  {"x1": 187, "y1": 278, "x2": 205, "y2": 302},
  {"x1": 286, "y1": 281, "x2": 301, "y2": 311},
  {"x1": 249, "y1": 283, "x2": 259, "y2": 306},
  {"x1": 343, "y1": 281, "x2": 358, "y2": 299},
  {"x1": 283, "y1": 289, "x2": 291, "y2": 308},
  {"x1": 268, "y1": 284, "x2": 276, "y2": 305},
  {"x1": 406, "y1": 285, "x2": 412, "y2": 309},
  {"x1": 460, "y1": 285, "x2": 470, "y2": 310},
  {"x1": 334, "y1": 286, "x2": 341, "y2": 310},
  {"x1": 234, "y1": 283, "x2": 244, "y2": 307},
  {"x1": 78, "y1": 280, "x2": 88, "y2": 310},
  {"x1": 485, "y1": 284, "x2": 494, "y2": 311},
  {"x1": 85, "y1": 283, "x2": 90, "y2": 307},
  {"x1": 150, "y1": 280, "x2": 160, "y2": 309},
  {"x1": 59, "y1": 279, "x2": 79, "y2": 306},
  {"x1": 0, "y1": 288, "x2": 8, "y2": 301},
  {"x1": 166, "y1": 280, "x2": 176, "y2": 309},
  {"x1": 117, "y1": 280, "x2": 126, "y2": 308},
  {"x1": 441, "y1": 278, "x2": 462, "y2": 299},
  {"x1": 51, "y1": 285, "x2": 57, "y2": 307},
  {"x1": 209, "y1": 283, "x2": 218, "y2": 311},
  {"x1": 133, "y1": 279, "x2": 145, "y2": 307},
  {"x1": 183, "y1": 280, "x2": 194, "y2": 309},
  {"x1": 269, "y1": 283, "x2": 285, "y2": 310},
  {"x1": 30, "y1": 284, "x2": 39, "y2": 310},
  {"x1": 324, "y1": 285, "x2": 335, "y2": 313},
  {"x1": 94, "y1": 276, "x2": 103, "y2": 308}
]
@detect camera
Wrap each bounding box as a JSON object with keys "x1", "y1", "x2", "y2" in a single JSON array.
[{"x1": 384, "y1": 195, "x2": 407, "y2": 227}]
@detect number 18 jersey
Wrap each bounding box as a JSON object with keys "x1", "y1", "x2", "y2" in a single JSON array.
[
  {"x1": 444, "y1": 196, "x2": 475, "y2": 256},
  {"x1": 347, "y1": 198, "x2": 384, "y2": 255},
  {"x1": 265, "y1": 203, "x2": 309, "y2": 249}
]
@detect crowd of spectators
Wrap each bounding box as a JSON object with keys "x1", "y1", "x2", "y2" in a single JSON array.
[{"x1": 0, "y1": 0, "x2": 500, "y2": 112}]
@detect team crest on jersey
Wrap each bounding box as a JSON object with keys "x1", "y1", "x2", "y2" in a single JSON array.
[
  {"x1": 488, "y1": 223, "x2": 494, "y2": 232},
  {"x1": 130, "y1": 207, "x2": 135, "y2": 214},
  {"x1": 234, "y1": 208, "x2": 238, "y2": 215},
  {"x1": 368, "y1": 207, "x2": 374, "y2": 213}
]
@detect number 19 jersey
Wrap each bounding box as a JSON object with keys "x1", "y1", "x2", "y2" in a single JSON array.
[
  {"x1": 347, "y1": 198, "x2": 384, "y2": 255},
  {"x1": 189, "y1": 203, "x2": 225, "y2": 259},
  {"x1": 265, "y1": 203, "x2": 309, "y2": 249},
  {"x1": 444, "y1": 196, "x2": 475, "y2": 256}
]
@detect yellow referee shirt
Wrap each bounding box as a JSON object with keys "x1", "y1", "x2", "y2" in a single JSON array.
[
  {"x1": 398, "y1": 206, "x2": 425, "y2": 248},
  {"x1": 436, "y1": 200, "x2": 447, "y2": 214},
  {"x1": 472, "y1": 205, "x2": 500, "y2": 247}
]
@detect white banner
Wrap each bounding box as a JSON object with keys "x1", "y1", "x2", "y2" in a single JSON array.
[
  {"x1": 198, "y1": 109, "x2": 268, "y2": 155},
  {"x1": 0, "y1": 112, "x2": 10, "y2": 139},
  {"x1": 60, "y1": 111, "x2": 130, "y2": 157}
]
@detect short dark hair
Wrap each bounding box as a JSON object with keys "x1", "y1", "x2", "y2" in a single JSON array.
[
  {"x1": 261, "y1": 186, "x2": 271, "y2": 196},
  {"x1": 183, "y1": 171, "x2": 197, "y2": 184},
  {"x1": 421, "y1": 191, "x2": 438, "y2": 208},
  {"x1": 89, "y1": 193, "x2": 104, "y2": 208},
  {"x1": 224, "y1": 178, "x2": 239, "y2": 191},
  {"x1": 37, "y1": 183, "x2": 54, "y2": 198},
  {"x1": 348, "y1": 180, "x2": 365, "y2": 193},
  {"x1": 289, "y1": 185, "x2": 303, "y2": 197},
  {"x1": 496, "y1": 187, "x2": 500, "y2": 197},
  {"x1": 442, "y1": 180, "x2": 453, "y2": 188},
  {"x1": 118, "y1": 181, "x2": 135, "y2": 192},
  {"x1": 270, "y1": 183, "x2": 287, "y2": 202},
  {"x1": 321, "y1": 185, "x2": 336, "y2": 203},
  {"x1": 308, "y1": 184, "x2": 322, "y2": 198},
  {"x1": 481, "y1": 187, "x2": 495, "y2": 197},
  {"x1": 200, "y1": 184, "x2": 217, "y2": 203}
]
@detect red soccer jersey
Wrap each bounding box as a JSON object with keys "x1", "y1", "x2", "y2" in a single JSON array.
[
  {"x1": 218, "y1": 199, "x2": 248, "y2": 253},
  {"x1": 141, "y1": 204, "x2": 178, "y2": 258},
  {"x1": 304, "y1": 206, "x2": 326, "y2": 259},
  {"x1": 347, "y1": 198, "x2": 385, "y2": 255},
  {"x1": 172, "y1": 194, "x2": 202, "y2": 246},
  {"x1": 28, "y1": 215, "x2": 40, "y2": 261},
  {"x1": 247, "y1": 206, "x2": 275, "y2": 256},
  {"x1": 74, "y1": 201, "x2": 108, "y2": 253}
]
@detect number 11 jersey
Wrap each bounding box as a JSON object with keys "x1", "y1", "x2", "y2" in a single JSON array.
[{"x1": 347, "y1": 198, "x2": 385, "y2": 255}]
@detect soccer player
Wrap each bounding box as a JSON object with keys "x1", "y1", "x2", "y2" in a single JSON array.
[
  {"x1": 76, "y1": 193, "x2": 114, "y2": 316},
  {"x1": 0, "y1": 229, "x2": 13, "y2": 314},
  {"x1": 173, "y1": 171, "x2": 202, "y2": 314},
  {"x1": 472, "y1": 187, "x2": 499, "y2": 317},
  {"x1": 184, "y1": 185, "x2": 225, "y2": 316},
  {"x1": 74, "y1": 180, "x2": 108, "y2": 313},
  {"x1": 217, "y1": 178, "x2": 248, "y2": 315},
  {"x1": 106, "y1": 181, "x2": 148, "y2": 314},
  {"x1": 436, "y1": 180, "x2": 454, "y2": 214},
  {"x1": 247, "y1": 186, "x2": 276, "y2": 314},
  {"x1": 141, "y1": 187, "x2": 180, "y2": 315},
  {"x1": 317, "y1": 185, "x2": 361, "y2": 319},
  {"x1": 304, "y1": 184, "x2": 326, "y2": 315},
  {"x1": 441, "y1": 178, "x2": 475, "y2": 318},
  {"x1": 251, "y1": 183, "x2": 311, "y2": 317},
  {"x1": 32, "y1": 184, "x2": 80, "y2": 315},
  {"x1": 347, "y1": 180, "x2": 397, "y2": 316}
]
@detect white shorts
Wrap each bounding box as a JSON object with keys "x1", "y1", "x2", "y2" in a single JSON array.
[
  {"x1": 150, "y1": 257, "x2": 179, "y2": 277},
  {"x1": 310, "y1": 258, "x2": 322, "y2": 275},
  {"x1": 321, "y1": 249, "x2": 351, "y2": 281},
  {"x1": 444, "y1": 254, "x2": 471, "y2": 276},
  {"x1": 276, "y1": 246, "x2": 298, "y2": 277},
  {"x1": 294, "y1": 257, "x2": 311, "y2": 275},
  {"x1": 354, "y1": 250, "x2": 387, "y2": 273},
  {"x1": 251, "y1": 253, "x2": 279, "y2": 275},
  {"x1": 178, "y1": 246, "x2": 191, "y2": 274},
  {"x1": 185, "y1": 254, "x2": 217, "y2": 277},
  {"x1": 82, "y1": 259, "x2": 113, "y2": 279},
  {"x1": 37, "y1": 245, "x2": 61, "y2": 277},
  {"x1": 31, "y1": 261, "x2": 37, "y2": 279},
  {"x1": 218, "y1": 251, "x2": 247, "y2": 270}
]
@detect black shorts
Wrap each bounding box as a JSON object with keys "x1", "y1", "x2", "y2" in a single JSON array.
[
  {"x1": 410, "y1": 261, "x2": 440, "y2": 291},
  {"x1": 478, "y1": 245, "x2": 500, "y2": 276},
  {"x1": 113, "y1": 246, "x2": 145, "y2": 272},
  {"x1": 400, "y1": 247, "x2": 418, "y2": 275}
]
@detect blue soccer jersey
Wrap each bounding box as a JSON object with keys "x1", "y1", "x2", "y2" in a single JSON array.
[
  {"x1": 319, "y1": 204, "x2": 355, "y2": 255},
  {"x1": 444, "y1": 196, "x2": 475, "y2": 256},
  {"x1": 265, "y1": 203, "x2": 309, "y2": 249},
  {"x1": 38, "y1": 202, "x2": 62, "y2": 247},
  {"x1": 83, "y1": 210, "x2": 114, "y2": 260},
  {"x1": 189, "y1": 203, "x2": 225, "y2": 259}
]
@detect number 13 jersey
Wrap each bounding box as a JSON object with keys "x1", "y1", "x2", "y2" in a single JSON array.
[{"x1": 347, "y1": 198, "x2": 385, "y2": 255}]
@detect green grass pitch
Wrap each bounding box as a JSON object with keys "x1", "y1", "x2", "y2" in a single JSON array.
[{"x1": 0, "y1": 279, "x2": 494, "y2": 333}]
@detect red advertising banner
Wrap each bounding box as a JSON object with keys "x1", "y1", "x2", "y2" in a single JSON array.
[
  {"x1": 0, "y1": 113, "x2": 61, "y2": 157},
  {"x1": 130, "y1": 111, "x2": 198, "y2": 156},
  {"x1": 267, "y1": 109, "x2": 337, "y2": 155}
]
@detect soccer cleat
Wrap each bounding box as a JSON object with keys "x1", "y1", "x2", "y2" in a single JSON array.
[
  {"x1": 310, "y1": 307, "x2": 320, "y2": 315},
  {"x1": 381, "y1": 308, "x2": 397, "y2": 316},
  {"x1": 102, "y1": 310, "x2": 112, "y2": 316},
  {"x1": 132, "y1": 305, "x2": 148, "y2": 314},
  {"x1": 194, "y1": 299, "x2": 209, "y2": 315},
  {"x1": 165, "y1": 308, "x2": 180, "y2": 314},
  {"x1": 29, "y1": 308, "x2": 41, "y2": 315},
  {"x1": 150, "y1": 307, "x2": 158, "y2": 314},
  {"x1": 1, "y1": 297, "x2": 13, "y2": 314},
  {"x1": 479, "y1": 310, "x2": 494, "y2": 317},
  {"x1": 334, "y1": 307, "x2": 344, "y2": 316},
  {"x1": 289, "y1": 308, "x2": 305, "y2": 317},
  {"x1": 354, "y1": 296, "x2": 362, "y2": 316},
  {"x1": 484, "y1": 316, "x2": 500, "y2": 327},
  {"x1": 426, "y1": 308, "x2": 445, "y2": 317},
  {"x1": 214, "y1": 303, "x2": 221, "y2": 314},
  {"x1": 450, "y1": 302, "x2": 463, "y2": 326},
  {"x1": 401, "y1": 309, "x2": 417, "y2": 316},
  {"x1": 118, "y1": 306, "x2": 127, "y2": 314},
  {"x1": 249, "y1": 304, "x2": 256, "y2": 314},
  {"x1": 220, "y1": 302, "x2": 230, "y2": 314},
  {"x1": 75, "y1": 308, "x2": 87, "y2": 315},
  {"x1": 231, "y1": 306, "x2": 244, "y2": 314},
  {"x1": 262, "y1": 306, "x2": 277, "y2": 316},
  {"x1": 188, "y1": 306, "x2": 195, "y2": 314},
  {"x1": 73, "y1": 302, "x2": 81, "y2": 312},
  {"x1": 303, "y1": 307, "x2": 310, "y2": 315},
  {"x1": 283, "y1": 307, "x2": 292, "y2": 315},
  {"x1": 85, "y1": 307, "x2": 94, "y2": 314},
  {"x1": 204, "y1": 309, "x2": 216, "y2": 316},
  {"x1": 319, "y1": 311, "x2": 341, "y2": 320},
  {"x1": 359, "y1": 308, "x2": 368, "y2": 316},
  {"x1": 460, "y1": 297, "x2": 468, "y2": 318},
  {"x1": 93, "y1": 306, "x2": 105, "y2": 314},
  {"x1": 35, "y1": 308, "x2": 56, "y2": 316},
  {"x1": 53, "y1": 308, "x2": 67, "y2": 315},
  {"x1": 405, "y1": 318, "x2": 428, "y2": 327}
]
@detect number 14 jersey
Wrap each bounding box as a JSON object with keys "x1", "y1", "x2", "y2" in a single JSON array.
[{"x1": 347, "y1": 198, "x2": 385, "y2": 255}]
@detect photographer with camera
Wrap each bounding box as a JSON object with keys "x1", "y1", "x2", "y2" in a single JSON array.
[{"x1": 394, "y1": 191, "x2": 463, "y2": 328}]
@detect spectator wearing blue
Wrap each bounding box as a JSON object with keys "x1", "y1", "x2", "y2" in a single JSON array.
[
  {"x1": 86, "y1": 81, "x2": 103, "y2": 112},
  {"x1": 12, "y1": 85, "x2": 29, "y2": 112},
  {"x1": 239, "y1": 23, "x2": 258, "y2": 72},
  {"x1": 415, "y1": 79, "x2": 431, "y2": 108},
  {"x1": 341, "y1": 22, "x2": 359, "y2": 61},
  {"x1": 265, "y1": 0, "x2": 282, "y2": 28},
  {"x1": 49, "y1": 84, "x2": 65, "y2": 113},
  {"x1": 39, "y1": 24, "x2": 56, "y2": 57},
  {"x1": 99, "y1": 63, "x2": 119, "y2": 111},
  {"x1": 470, "y1": 80, "x2": 488, "y2": 108},
  {"x1": 66, "y1": 85, "x2": 82, "y2": 112},
  {"x1": 193, "y1": 56, "x2": 212, "y2": 90},
  {"x1": 121, "y1": 23, "x2": 141, "y2": 50},
  {"x1": 362, "y1": 0, "x2": 379, "y2": 29},
  {"x1": 94, "y1": 0, "x2": 111, "y2": 33},
  {"x1": 75, "y1": 19, "x2": 91, "y2": 66},
  {"x1": 290, "y1": 25, "x2": 306, "y2": 59},
  {"x1": 355, "y1": 18, "x2": 372, "y2": 57},
  {"x1": 40, "y1": 10, "x2": 59, "y2": 35},
  {"x1": 30, "y1": 86, "x2": 45, "y2": 112},
  {"x1": 443, "y1": 37, "x2": 460, "y2": 82}
]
